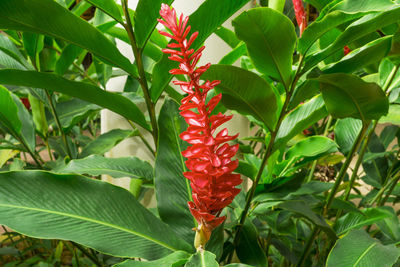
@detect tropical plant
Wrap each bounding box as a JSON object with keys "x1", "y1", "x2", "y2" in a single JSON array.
[{"x1": 1, "y1": 0, "x2": 400, "y2": 266}]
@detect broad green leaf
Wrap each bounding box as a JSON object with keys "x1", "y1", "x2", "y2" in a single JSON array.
[
  {"x1": 22, "y1": 32, "x2": 44, "y2": 59},
  {"x1": 362, "y1": 133, "x2": 388, "y2": 185},
  {"x1": 303, "y1": 6, "x2": 400, "y2": 72},
  {"x1": 380, "y1": 104, "x2": 400, "y2": 125},
  {"x1": 155, "y1": 99, "x2": 195, "y2": 244},
  {"x1": 334, "y1": 118, "x2": 362, "y2": 155},
  {"x1": 274, "y1": 95, "x2": 328, "y2": 151},
  {"x1": 318, "y1": 73, "x2": 389, "y2": 121},
  {"x1": 299, "y1": 0, "x2": 396, "y2": 55},
  {"x1": 0, "y1": 85, "x2": 21, "y2": 137},
  {"x1": 334, "y1": 207, "x2": 392, "y2": 236},
  {"x1": 203, "y1": 65, "x2": 279, "y2": 131},
  {"x1": 115, "y1": 251, "x2": 191, "y2": 267},
  {"x1": 323, "y1": 36, "x2": 392, "y2": 74},
  {"x1": 47, "y1": 99, "x2": 100, "y2": 132},
  {"x1": 150, "y1": 0, "x2": 250, "y2": 102},
  {"x1": 28, "y1": 94, "x2": 48, "y2": 138},
  {"x1": 0, "y1": 171, "x2": 192, "y2": 259},
  {"x1": 286, "y1": 136, "x2": 338, "y2": 160},
  {"x1": 134, "y1": 0, "x2": 174, "y2": 48},
  {"x1": 0, "y1": 34, "x2": 31, "y2": 69},
  {"x1": 55, "y1": 44, "x2": 83, "y2": 75},
  {"x1": 185, "y1": 250, "x2": 218, "y2": 267},
  {"x1": 85, "y1": 0, "x2": 123, "y2": 23},
  {"x1": 214, "y1": 26, "x2": 240, "y2": 48},
  {"x1": 56, "y1": 155, "x2": 153, "y2": 181},
  {"x1": 236, "y1": 220, "x2": 268, "y2": 267},
  {"x1": 12, "y1": 95, "x2": 36, "y2": 153},
  {"x1": 0, "y1": 70, "x2": 150, "y2": 131},
  {"x1": 277, "y1": 200, "x2": 336, "y2": 238},
  {"x1": 0, "y1": 0, "x2": 134, "y2": 75},
  {"x1": 79, "y1": 129, "x2": 135, "y2": 158},
  {"x1": 232, "y1": 7, "x2": 296, "y2": 88},
  {"x1": 327, "y1": 229, "x2": 400, "y2": 267},
  {"x1": 224, "y1": 264, "x2": 254, "y2": 267}
]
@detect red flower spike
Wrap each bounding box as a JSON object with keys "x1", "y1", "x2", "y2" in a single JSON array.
[
  {"x1": 292, "y1": 0, "x2": 307, "y2": 36},
  {"x1": 158, "y1": 4, "x2": 241, "y2": 248}
]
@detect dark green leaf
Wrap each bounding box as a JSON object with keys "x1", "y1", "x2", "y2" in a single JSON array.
[
  {"x1": 150, "y1": 0, "x2": 250, "y2": 102},
  {"x1": 85, "y1": 0, "x2": 123, "y2": 23},
  {"x1": 0, "y1": 171, "x2": 192, "y2": 259},
  {"x1": 56, "y1": 155, "x2": 153, "y2": 180},
  {"x1": 12, "y1": 95, "x2": 36, "y2": 153},
  {"x1": 0, "y1": 70, "x2": 150, "y2": 131},
  {"x1": 155, "y1": 99, "x2": 195, "y2": 244},
  {"x1": 203, "y1": 65, "x2": 279, "y2": 131},
  {"x1": 232, "y1": 7, "x2": 296, "y2": 88},
  {"x1": 79, "y1": 129, "x2": 135, "y2": 158},
  {"x1": 334, "y1": 118, "x2": 362, "y2": 155},
  {"x1": 318, "y1": 73, "x2": 389, "y2": 121},
  {"x1": 0, "y1": 0, "x2": 134, "y2": 75},
  {"x1": 0, "y1": 85, "x2": 21, "y2": 137},
  {"x1": 327, "y1": 229, "x2": 400, "y2": 267},
  {"x1": 55, "y1": 44, "x2": 83, "y2": 75}
]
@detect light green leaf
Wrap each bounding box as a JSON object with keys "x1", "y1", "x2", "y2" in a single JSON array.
[
  {"x1": 79, "y1": 129, "x2": 135, "y2": 158},
  {"x1": 0, "y1": 0, "x2": 134, "y2": 75},
  {"x1": 155, "y1": 99, "x2": 195, "y2": 245},
  {"x1": 0, "y1": 70, "x2": 150, "y2": 131},
  {"x1": 0, "y1": 85, "x2": 21, "y2": 137},
  {"x1": 380, "y1": 104, "x2": 400, "y2": 125},
  {"x1": 318, "y1": 73, "x2": 389, "y2": 121},
  {"x1": 286, "y1": 136, "x2": 338, "y2": 160},
  {"x1": 115, "y1": 251, "x2": 191, "y2": 267},
  {"x1": 232, "y1": 7, "x2": 296, "y2": 88},
  {"x1": 56, "y1": 155, "x2": 153, "y2": 180},
  {"x1": 185, "y1": 250, "x2": 219, "y2": 267},
  {"x1": 327, "y1": 229, "x2": 400, "y2": 267},
  {"x1": 85, "y1": 0, "x2": 123, "y2": 23},
  {"x1": 55, "y1": 44, "x2": 83, "y2": 75},
  {"x1": 203, "y1": 65, "x2": 279, "y2": 131},
  {"x1": 0, "y1": 171, "x2": 192, "y2": 259},
  {"x1": 214, "y1": 26, "x2": 240, "y2": 48}
]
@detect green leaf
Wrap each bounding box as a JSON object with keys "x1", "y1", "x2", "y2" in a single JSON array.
[
  {"x1": 0, "y1": 70, "x2": 150, "y2": 131},
  {"x1": 318, "y1": 73, "x2": 389, "y2": 121},
  {"x1": 28, "y1": 94, "x2": 48, "y2": 138},
  {"x1": 203, "y1": 65, "x2": 279, "y2": 131},
  {"x1": 150, "y1": 0, "x2": 250, "y2": 102},
  {"x1": 0, "y1": 85, "x2": 21, "y2": 137},
  {"x1": 0, "y1": 171, "x2": 192, "y2": 259},
  {"x1": 22, "y1": 32, "x2": 44, "y2": 59},
  {"x1": 289, "y1": 181, "x2": 333, "y2": 196},
  {"x1": 79, "y1": 129, "x2": 135, "y2": 158},
  {"x1": 303, "y1": 5, "x2": 400, "y2": 72},
  {"x1": 56, "y1": 155, "x2": 153, "y2": 181},
  {"x1": 286, "y1": 136, "x2": 338, "y2": 160},
  {"x1": 134, "y1": 0, "x2": 174, "y2": 48},
  {"x1": 155, "y1": 99, "x2": 195, "y2": 244},
  {"x1": 380, "y1": 104, "x2": 400, "y2": 125},
  {"x1": 334, "y1": 118, "x2": 362, "y2": 155},
  {"x1": 0, "y1": 0, "x2": 134, "y2": 75},
  {"x1": 322, "y1": 36, "x2": 392, "y2": 74},
  {"x1": 219, "y1": 43, "x2": 246, "y2": 65},
  {"x1": 12, "y1": 95, "x2": 36, "y2": 153},
  {"x1": 0, "y1": 34, "x2": 31, "y2": 69},
  {"x1": 214, "y1": 26, "x2": 241, "y2": 48},
  {"x1": 327, "y1": 229, "x2": 400, "y2": 267},
  {"x1": 55, "y1": 44, "x2": 83, "y2": 75},
  {"x1": 47, "y1": 98, "x2": 100, "y2": 132},
  {"x1": 115, "y1": 251, "x2": 191, "y2": 267},
  {"x1": 185, "y1": 250, "x2": 219, "y2": 267},
  {"x1": 334, "y1": 207, "x2": 392, "y2": 236},
  {"x1": 85, "y1": 0, "x2": 123, "y2": 23},
  {"x1": 232, "y1": 7, "x2": 296, "y2": 88},
  {"x1": 236, "y1": 220, "x2": 268, "y2": 267},
  {"x1": 274, "y1": 95, "x2": 328, "y2": 151},
  {"x1": 277, "y1": 200, "x2": 336, "y2": 238},
  {"x1": 298, "y1": 0, "x2": 396, "y2": 55}
]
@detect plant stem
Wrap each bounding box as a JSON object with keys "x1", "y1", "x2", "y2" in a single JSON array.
[
  {"x1": 71, "y1": 242, "x2": 103, "y2": 267},
  {"x1": 324, "y1": 123, "x2": 369, "y2": 215},
  {"x1": 122, "y1": 0, "x2": 159, "y2": 148},
  {"x1": 45, "y1": 91, "x2": 72, "y2": 159},
  {"x1": 126, "y1": 119, "x2": 155, "y2": 156},
  {"x1": 379, "y1": 173, "x2": 400, "y2": 206},
  {"x1": 296, "y1": 228, "x2": 320, "y2": 267}
]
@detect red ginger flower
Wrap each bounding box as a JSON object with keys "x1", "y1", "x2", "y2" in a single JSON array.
[
  {"x1": 292, "y1": 0, "x2": 307, "y2": 36},
  {"x1": 158, "y1": 4, "x2": 242, "y2": 246}
]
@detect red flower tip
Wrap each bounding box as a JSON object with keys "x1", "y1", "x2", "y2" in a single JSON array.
[
  {"x1": 292, "y1": 0, "x2": 307, "y2": 36},
  {"x1": 158, "y1": 3, "x2": 241, "y2": 241}
]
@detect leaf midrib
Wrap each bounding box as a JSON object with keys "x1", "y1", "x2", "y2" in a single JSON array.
[
  {"x1": 0, "y1": 203, "x2": 178, "y2": 251},
  {"x1": 353, "y1": 243, "x2": 376, "y2": 266}
]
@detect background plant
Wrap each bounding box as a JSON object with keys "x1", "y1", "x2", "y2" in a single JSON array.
[{"x1": 0, "y1": 0, "x2": 400, "y2": 266}]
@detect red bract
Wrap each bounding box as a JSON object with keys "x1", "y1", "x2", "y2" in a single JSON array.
[
  {"x1": 292, "y1": 0, "x2": 307, "y2": 36},
  {"x1": 158, "y1": 4, "x2": 242, "y2": 246},
  {"x1": 343, "y1": 45, "x2": 351, "y2": 56}
]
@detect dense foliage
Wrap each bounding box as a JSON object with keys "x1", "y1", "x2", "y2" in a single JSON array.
[{"x1": 0, "y1": 0, "x2": 400, "y2": 266}]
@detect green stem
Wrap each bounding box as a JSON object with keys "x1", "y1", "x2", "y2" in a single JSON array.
[
  {"x1": 122, "y1": 0, "x2": 159, "y2": 148},
  {"x1": 296, "y1": 228, "x2": 320, "y2": 267},
  {"x1": 45, "y1": 91, "x2": 72, "y2": 159},
  {"x1": 126, "y1": 119, "x2": 155, "y2": 156},
  {"x1": 72, "y1": 242, "x2": 103, "y2": 267},
  {"x1": 379, "y1": 173, "x2": 400, "y2": 206},
  {"x1": 324, "y1": 123, "x2": 369, "y2": 215}
]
